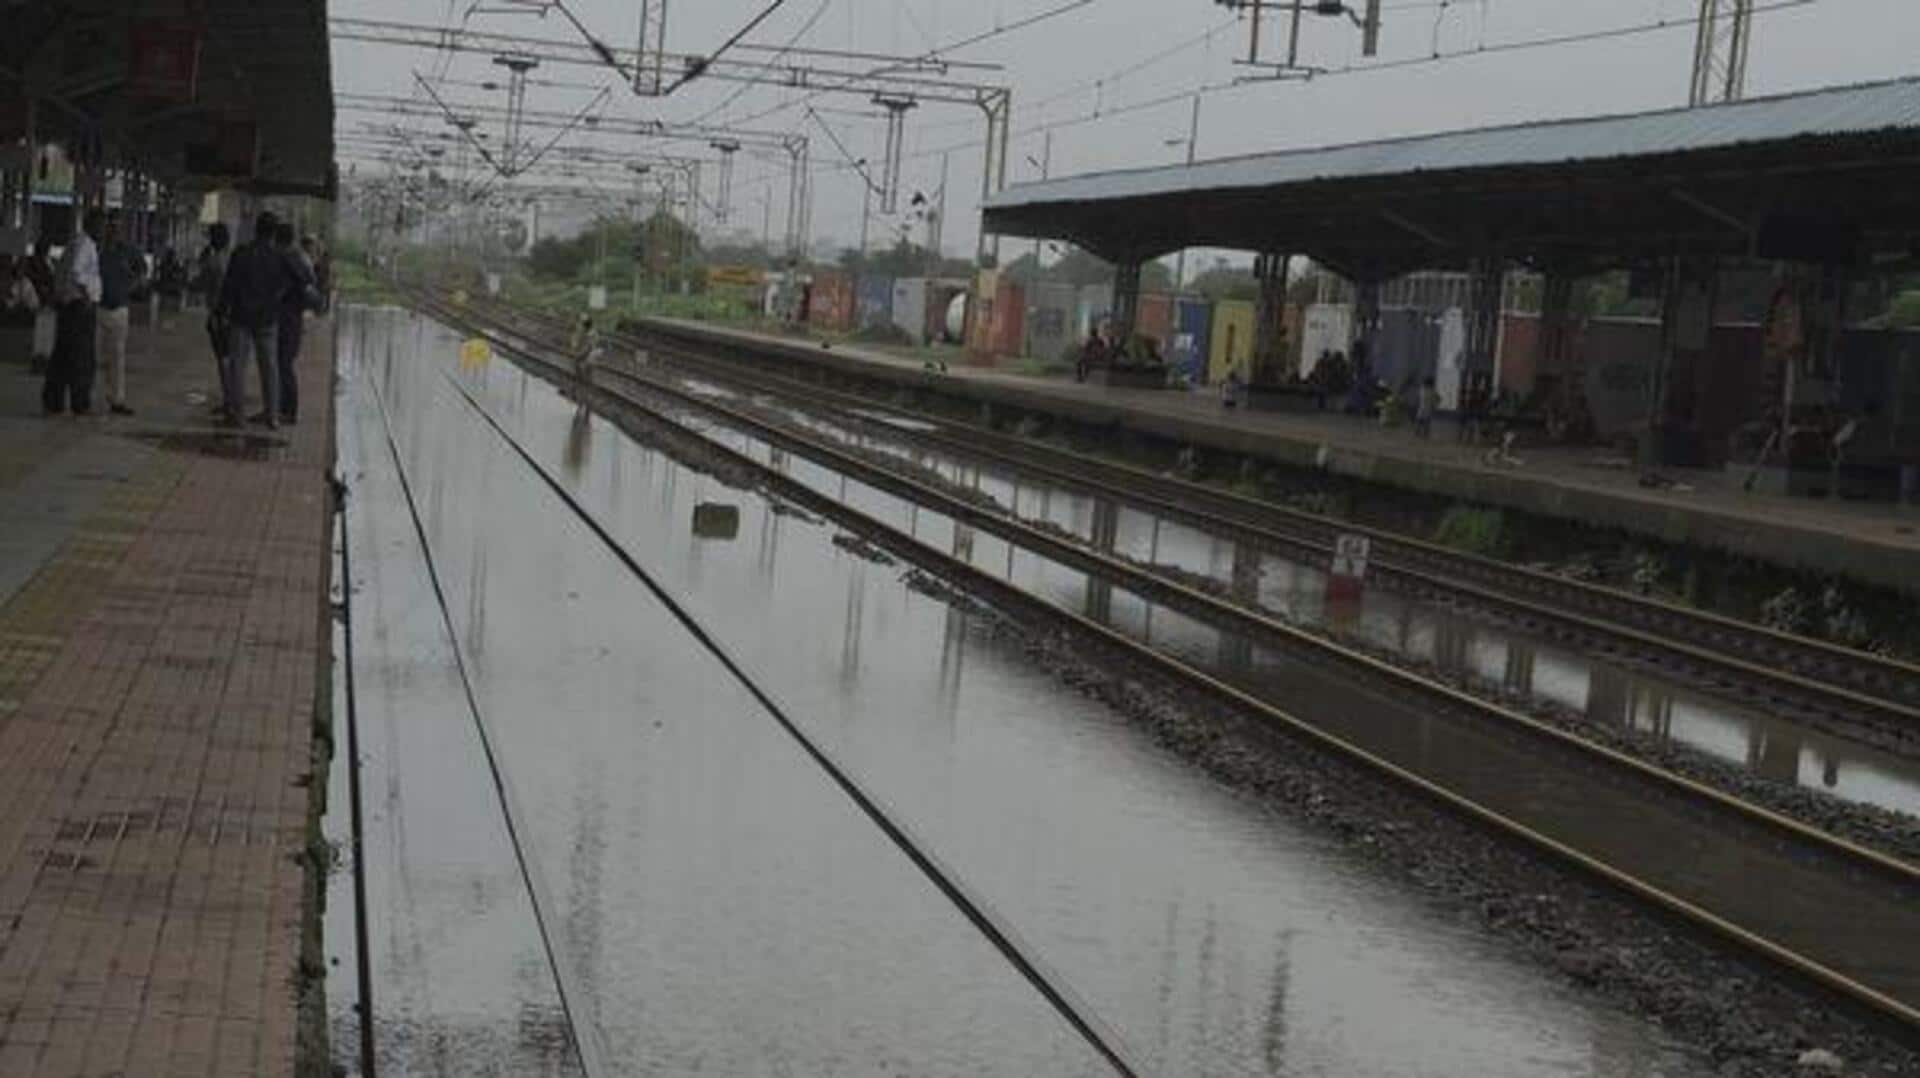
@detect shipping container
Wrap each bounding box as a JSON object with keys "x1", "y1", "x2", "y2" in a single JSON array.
[
  {"x1": 1298, "y1": 303, "x2": 1354, "y2": 379},
  {"x1": 1076, "y1": 284, "x2": 1110, "y2": 339},
  {"x1": 1577, "y1": 317, "x2": 1662, "y2": 438},
  {"x1": 1372, "y1": 307, "x2": 1443, "y2": 393},
  {"x1": 1209, "y1": 300, "x2": 1255, "y2": 383},
  {"x1": 1135, "y1": 292, "x2": 1174, "y2": 355},
  {"x1": 1170, "y1": 298, "x2": 1212, "y2": 384},
  {"x1": 1026, "y1": 282, "x2": 1080, "y2": 363},
  {"x1": 807, "y1": 270, "x2": 856, "y2": 332},
  {"x1": 1496, "y1": 312, "x2": 1542, "y2": 396},
  {"x1": 967, "y1": 274, "x2": 1027, "y2": 360},
  {"x1": 890, "y1": 278, "x2": 929, "y2": 343},
  {"x1": 963, "y1": 269, "x2": 997, "y2": 355},
  {"x1": 856, "y1": 274, "x2": 894, "y2": 332}
]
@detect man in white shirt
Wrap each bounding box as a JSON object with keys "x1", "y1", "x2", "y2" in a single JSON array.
[{"x1": 41, "y1": 210, "x2": 102, "y2": 416}]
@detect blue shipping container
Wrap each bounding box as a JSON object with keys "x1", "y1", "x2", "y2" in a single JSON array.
[
  {"x1": 856, "y1": 275, "x2": 894, "y2": 331},
  {"x1": 1171, "y1": 298, "x2": 1212, "y2": 384}
]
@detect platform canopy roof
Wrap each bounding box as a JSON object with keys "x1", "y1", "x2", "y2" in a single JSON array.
[
  {"x1": 983, "y1": 77, "x2": 1920, "y2": 279},
  {"x1": 1, "y1": 0, "x2": 336, "y2": 198}
]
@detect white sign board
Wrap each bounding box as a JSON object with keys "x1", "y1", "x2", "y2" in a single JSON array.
[
  {"x1": 485, "y1": 272, "x2": 501, "y2": 297},
  {"x1": 587, "y1": 285, "x2": 607, "y2": 311},
  {"x1": 1331, "y1": 534, "x2": 1371, "y2": 580}
]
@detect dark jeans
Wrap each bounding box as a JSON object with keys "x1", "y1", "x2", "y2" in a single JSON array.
[
  {"x1": 223, "y1": 321, "x2": 278, "y2": 425},
  {"x1": 276, "y1": 310, "x2": 303, "y2": 419},
  {"x1": 41, "y1": 300, "x2": 97, "y2": 414}
]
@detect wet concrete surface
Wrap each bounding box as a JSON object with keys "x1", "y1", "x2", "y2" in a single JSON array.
[
  {"x1": 338, "y1": 306, "x2": 1723, "y2": 1075},
  {"x1": 726, "y1": 389, "x2": 1920, "y2": 823}
]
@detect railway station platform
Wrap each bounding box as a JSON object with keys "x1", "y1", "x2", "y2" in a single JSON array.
[
  {"x1": 643, "y1": 317, "x2": 1920, "y2": 596},
  {"x1": 0, "y1": 307, "x2": 332, "y2": 1075}
]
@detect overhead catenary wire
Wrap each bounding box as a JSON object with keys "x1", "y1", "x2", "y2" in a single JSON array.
[
  {"x1": 688, "y1": 0, "x2": 836, "y2": 125},
  {"x1": 903, "y1": 0, "x2": 1823, "y2": 162},
  {"x1": 806, "y1": 105, "x2": 882, "y2": 194},
  {"x1": 666, "y1": 0, "x2": 796, "y2": 94},
  {"x1": 713, "y1": 0, "x2": 1103, "y2": 129}
]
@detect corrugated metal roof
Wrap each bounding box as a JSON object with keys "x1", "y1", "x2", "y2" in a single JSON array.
[{"x1": 985, "y1": 76, "x2": 1920, "y2": 210}]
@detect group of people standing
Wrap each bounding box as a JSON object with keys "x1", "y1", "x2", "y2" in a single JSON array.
[
  {"x1": 35, "y1": 209, "x2": 149, "y2": 416},
  {"x1": 31, "y1": 208, "x2": 324, "y2": 429},
  {"x1": 195, "y1": 212, "x2": 323, "y2": 429}
]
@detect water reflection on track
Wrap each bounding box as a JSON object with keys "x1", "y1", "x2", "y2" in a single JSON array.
[
  {"x1": 714, "y1": 378, "x2": 1920, "y2": 821},
  {"x1": 336, "y1": 306, "x2": 1708, "y2": 1076}
]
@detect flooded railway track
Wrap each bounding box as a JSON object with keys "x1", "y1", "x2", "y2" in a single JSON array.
[
  {"x1": 612, "y1": 317, "x2": 1920, "y2": 752},
  {"x1": 421, "y1": 292, "x2": 1920, "y2": 1036}
]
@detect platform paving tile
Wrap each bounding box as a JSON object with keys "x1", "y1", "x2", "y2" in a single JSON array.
[{"x1": 0, "y1": 310, "x2": 332, "y2": 1076}]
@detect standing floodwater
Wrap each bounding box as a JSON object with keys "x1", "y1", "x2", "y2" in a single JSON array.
[{"x1": 334, "y1": 306, "x2": 1711, "y2": 1076}]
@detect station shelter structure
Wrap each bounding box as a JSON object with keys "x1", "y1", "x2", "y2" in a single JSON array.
[
  {"x1": 0, "y1": 1, "x2": 335, "y2": 267},
  {"x1": 982, "y1": 77, "x2": 1920, "y2": 491}
]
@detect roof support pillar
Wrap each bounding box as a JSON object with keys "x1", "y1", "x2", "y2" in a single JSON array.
[
  {"x1": 1253, "y1": 251, "x2": 1291, "y2": 383},
  {"x1": 1539, "y1": 270, "x2": 1594, "y2": 441},
  {"x1": 1644, "y1": 255, "x2": 1718, "y2": 468},
  {"x1": 1465, "y1": 254, "x2": 1503, "y2": 377},
  {"x1": 1350, "y1": 277, "x2": 1381, "y2": 357},
  {"x1": 1108, "y1": 257, "x2": 1142, "y2": 346}
]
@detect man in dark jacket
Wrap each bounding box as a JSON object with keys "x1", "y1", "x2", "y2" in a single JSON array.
[
  {"x1": 273, "y1": 222, "x2": 317, "y2": 424},
  {"x1": 216, "y1": 213, "x2": 300, "y2": 429}
]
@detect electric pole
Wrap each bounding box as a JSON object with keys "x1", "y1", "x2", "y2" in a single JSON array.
[
  {"x1": 1172, "y1": 94, "x2": 1201, "y2": 292},
  {"x1": 1689, "y1": 0, "x2": 1754, "y2": 106},
  {"x1": 1030, "y1": 131, "x2": 1051, "y2": 269}
]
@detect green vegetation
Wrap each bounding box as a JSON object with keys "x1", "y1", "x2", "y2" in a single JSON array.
[
  {"x1": 526, "y1": 211, "x2": 707, "y2": 295},
  {"x1": 1431, "y1": 505, "x2": 1513, "y2": 558},
  {"x1": 330, "y1": 255, "x2": 399, "y2": 306},
  {"x1": 1882, "y1": 291, "x2": 1920, "y2": 328}
]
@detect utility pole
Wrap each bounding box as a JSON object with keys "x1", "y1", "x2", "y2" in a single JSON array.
[
  {"x1": 859, "y1": 163, "x2": 873, "y2": 259},
  {"x1": 1171, "y1": 93, "x2": 1201, "y2": 292},
  {"x1": 873, "y1": 95, "x2": 919, "y2": 214},
  {"x1": 932, "y1": 151, "x2": 949, "y2": 261},
  {"x1": 709, "y1": 140, "x2": 739, "y2": 223},
  {"x1": 1030, "y1": 131, "x2": 1051, "y2": 269},
  {"x1": 634, "y1": 0, "x2": 670, "y2": 96},
  {"x1": 1226, "y1": 0, "x2": 1383, "y2": 75},
  {"x1": 1689, "y1": 0, "x2": 1754, "y2": 106}
]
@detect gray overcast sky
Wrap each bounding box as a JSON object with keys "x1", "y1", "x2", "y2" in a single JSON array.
[{"x1": 332, "y1": 0, "x2": 1919, "y2": 258}]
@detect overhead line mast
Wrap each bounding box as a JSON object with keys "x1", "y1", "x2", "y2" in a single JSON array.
[{"x1": 1689, "y1": 0, "x2": 1755, "y2": 106}]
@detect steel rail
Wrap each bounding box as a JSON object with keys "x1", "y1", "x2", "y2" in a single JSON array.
[
  {"x1": 420, "y1": 291, "x2": 1920, "y2": 1036},
  {"x1": 455, "y1": 296, "x2": 1920, "y2": 883},
  {"x1": 617, "y1": 317, "x2": 1920, "y2": 738}
]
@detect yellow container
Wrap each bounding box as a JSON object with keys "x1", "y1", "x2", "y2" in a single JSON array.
[{"x1": 1209, "y1": 299, "x2": 1255, "y2": 383}]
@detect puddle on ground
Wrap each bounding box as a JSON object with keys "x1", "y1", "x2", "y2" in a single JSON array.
[{"x1": 126, "y1": 430, "x2": 288, "y2": 460}]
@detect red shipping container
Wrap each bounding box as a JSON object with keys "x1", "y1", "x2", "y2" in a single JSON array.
[
  {"x1": 989, "y1": 280, "x2": 1026, "y2": 358},
  {"x1": 807, "y1": 270, "x2": 856, "y2": 333},
  {"x1": 1136, "y1": 292, "x2": 1173, "y2": 350},
  {"x1": 1498, "y1": 313, "x2": 1543, "y2": 395}
]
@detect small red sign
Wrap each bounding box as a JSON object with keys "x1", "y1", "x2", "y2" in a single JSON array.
[{"x1": 129, "y1": 20, "x2": 202, "y2": 102}]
